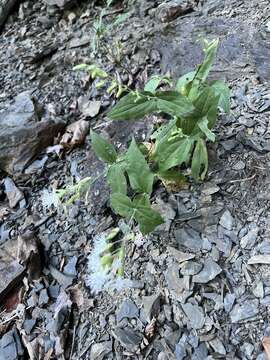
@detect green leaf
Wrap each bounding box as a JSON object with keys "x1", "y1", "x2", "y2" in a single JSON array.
[
  {"x1": 157, "y1": 169, "x2": 186, "y2": 181},
  {"x1": 110, "y1": 193, "x2": 134, "y2": 218},
  {"x1": 176, "y1": 71, "x2": 196, "y2": 95},
  {"x1": 155, "y1": 91, "x2": 195, "y2": 118},
  {"x1": 197, "y1": 117, "x2": 215, "y2": 142},
  {"x1": 73, "y1": 64, "x2": 90, "y2": 71},
  {"x1": 155, "y1": 137, "x2": 194, "y2": 172},
  {"x1": 151, "y1": 119, "x2": 177, "y2": 141},
  {"x1": 195, "y1": 39, "x2": 219, "y2": 83},
  {"x1": 144, "y1": 76, "x2": 172, "y2": 94},
  {"x1": 108, "y1": 92, "x2": 157, "y2": 120},
  {"x1": 125, "y1": 139, "x2": 154, "y2": 194},
  {"x1": 211, "y1": 80, "x2": 230, "y2": 113},
  {"x1": 134, "y1": 205, "x2": 164, "y2": 234},
  {"x1": 107, "y1": 164, "x2": 127, "y2": 194},
  {"x1": 90, "y1": 130, "x2": 117, "y2": 164},
  {"x1": 133, "y1": 194, "x2": 151, "y2": 207},
  {"x1": 109, "y1": 91, "x2": 195, "y2": 121},
  {"x1": 191, "y1": 138, "x2": 208, "y2": 181}
]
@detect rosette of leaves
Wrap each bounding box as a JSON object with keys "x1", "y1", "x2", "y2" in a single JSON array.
[
  {"x1": 108, "y1": 38, "x2": 230, "y2": 181},
  {"x1": 90, "y1": 131, "x2": 164, "y2": 234}
]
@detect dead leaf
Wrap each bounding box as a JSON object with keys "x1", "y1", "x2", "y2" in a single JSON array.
[
  {"x1": 17, "y1": 231, "x2": 43, "y2": 280},
  {"x1": 60, "y1": 119, "x2": 90, "y2": 149},
  {"x1": 3, "y1": 177, "x2": 24, "y2": 208},
  {"x1": 263, "y1": 337, "x2": 270, "y2": 359},
  {"x1": 78, "y1": 97, "x2": 101, "y2": 117}
]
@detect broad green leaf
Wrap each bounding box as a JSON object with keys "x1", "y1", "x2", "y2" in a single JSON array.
[
  {"x1": 151, "y1": 119, "x2": 177, "y2": 141},
  {"x1": 188, "y1": 38, "x2": 219, "y2": 100},
  {"x1": 176, "y1": 71, "x2": 196, "y2": 95},
  {"x1": 157, "y1": 170, "x2": 186, "y2": 183},
  {"x1": 144, "y1": 76, "x2": 172, "y2": 94},
  {"x1": 156, "y1": 91, "x2": 195, "y2": 118},
  {"x1": 107, "y1": 164, "x2": 127, "y2": 195},
  {"x1": 109, "y1": 91, "x2": 195, "y2": 121},
  {"x1": 110, "y1": 193, "x2": 134, "y2": 218},
  {"x1": 134, "y1": 205, "x2": 164, "y2": 234},
  {"x1": 155, "y1": 137, "x2": 194, "y2": 172},
  {"x1": 196, "y1": 39, "x2": 219, "y2": 81},
  {"x1": 191, "y1": 139, "x2": 208, "y2": 181},
  {"x1": 90, "y1": 130, "x2": 117, "y2": 164},
  {"x1": 206, "y1": 94, "x2": 220, "y2": 129},
  {"x1": 125, "y1": 139, "x2": 154, "y2": 194},
  {"x1": 108, "y1": 92, "x2": 157, "y2": 120},
  {"x1": 133, "y1": 194, "x2": 151, "y2": 207},
  {"x1": 198, "y1": 117, "x2": 215, "y2": 142},
  {"x1": 211, "y1": 80, "x2": 230, "y2": 113},
  {"x1": 144, "y1": 77, "x2": 163, "y2": 93}
]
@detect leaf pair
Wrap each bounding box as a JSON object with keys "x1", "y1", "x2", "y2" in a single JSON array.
[
  {"x1": 90, "y1": 131, "x2": 163, "y2": 233},
  {"x1": 111, "y1": 193, "x2": 164, "y2": 234}
]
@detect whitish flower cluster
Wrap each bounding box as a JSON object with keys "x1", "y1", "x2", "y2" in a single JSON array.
[{"x1": 85, "y1": 232, "x2": 129, "y2": 293}]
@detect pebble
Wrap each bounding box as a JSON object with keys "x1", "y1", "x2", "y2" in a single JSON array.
[
  {"x1": 142, "y1": 293, "x2": 161, "y2": 322},
  {"x1": 240, "y1": 227, "x2": 258, "y2": 249},
  {"x1": 219, "y1": 210, "x2": 234, "y2": 230},
  {"x1": 224, "y1": 293, "x2": 236, "y2": 313},
  {"x1": 117, "y1": 299, "x2": 139, "y2": 323},
  {"x1": 248, "y1": 255, "x2": 270, "y2": 264},
  {"x1": 175, "y1": 227, "x2": 202, "y2": 250},
  {"x1": 182, "y1": 303, "x2": 205, "y2": 330},
  {"x1": 180, "y1": 261, "x2": 203, "y2": 276},
  {"x1": 167, "y1": 246, "x2": 195, "y2": 263},
  {"x1": 209, "y1": 337, "x2": 226, "y2": 355},
  {"x1": 252, "y1": 281, "x2": 264, "y2": 298},
  {"x1": 230, "y1": 300, "x2": 259, "y2": 323},
  {"x1": 112, "y1": 326, "x2": 143, "y2": 352},
  {"x1": 165, "y1": 264, "x2": 185, "y2": 294},
  {"x1": 193, "y1": 258, "x2": 222, "y2": 283}
]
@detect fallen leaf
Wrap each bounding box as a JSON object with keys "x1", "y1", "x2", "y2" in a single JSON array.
[
  {"x1": 3, "y1": 177, "x2": 24, "y2": 208},
  {"x1": 262, "y1": 337, "x2": 270, "y2": 359},
  {"x1": 60, "y1": 120, "x2": 90, "y2": 149},
  {"x1": 17, "y1": 231, "x2": 43, "y2": 280},
  {"x1": 78, "y1": 97, "x2": 101, "y2": 117}
]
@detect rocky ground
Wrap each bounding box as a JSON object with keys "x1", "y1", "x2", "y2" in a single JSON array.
[{"x1": 1, "y1": 0, "x2": 270, "y2": 359}]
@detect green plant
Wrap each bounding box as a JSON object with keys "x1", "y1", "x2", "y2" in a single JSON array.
[
  {"x1": 91, "y1": 0, "x2": 129, "y2": 54},
  {"x1": 87, "y1": 39, "x2": 229, "y2": 234}
]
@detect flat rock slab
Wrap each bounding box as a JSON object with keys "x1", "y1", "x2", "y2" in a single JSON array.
[
  {"x1": 0, "y1": 260, "x2": 25, "y2": 300},
  {"x1": 0, "y1": 91, "x2": 65, "y2": 174},
  {"x1": 154, "y1": 17, "x2": 270, "y2": 82}
]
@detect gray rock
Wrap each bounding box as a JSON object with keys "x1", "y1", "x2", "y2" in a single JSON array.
[
  {"x1": 248, "y1": 255, "x2": 270, "y2": 265},
  {"x1": 39, "y1": 288, "x2": 49, "y2": 305},
  {"x1": 193, "y1": 257, "x2": 222, "y2": 283},
  {"x1": 167, "y1": 246, "x2": 195, "y2": 263},
  {"x1": 209, "y1": 337, "x2": 226, "y2": 355},
  {"x1": 191, "y1": 342, "x2": 208, "y2": 360},
  {"x1": 0, "y1": 260, "x2": 25, "y2": 301},
  {"x1": 165, "y1": 264, "x2": 185, "y2": 294},
  {"x1": 112, "y1": 326, "x2": 143, "y2": 352},
  {"x1": 252, "y1": 281, "x2": 264, "y2": 299},
  {"x1": 175, "y1": 227, "x2": 202, "y2": 251},
  {"x1": 0, "y1": 91, "x2": 65, "y2": 174},
  {"x1": 175, "y1": 342, "x2": 186, "y2": 360},
  {"x1": 43, "y1": 0, "x2": 73, "y2": 8},
  {"x1": 63, "y1": 256, "x2": 78, "y2": 277},
  {"x1": 142, "y1": 293, "x2": 161, "y2": 322},
  {"x1": 224, "y1": 293, "x2": 236, "y2": 313},
  {"x1": 90, "y1": 341, "x2": 112, "y2": 360},
  {"x1": 3, "y1": 178, "x2": 24, "y2": 208},
  {"x1": 259, "y1": 241, "x2": 270, "y2": 254},
  {"x1": 182, "y1": 303, "x2": 205, "y2": 329},
  {"x1": 23, "y1": 319, "x2": 36, "y2": 335},
  {"x1": 180, "y1": 261, "x2": 203, "y2": 276},
  {"x1": 230, "y1": 300, "x2": 259, "y2": 323},
  {"x1": 117, "y1": 299, "x2": 139, "y2": 323},
  {"x1": 240, "y1": 227, "x2": 258, "y2": 249},
  {"x1": 0, "y1": 328, "x2": 24, "y2": 360},
  {"x1": 219, "y1": 210, "x2": 234, "y2": 230}
]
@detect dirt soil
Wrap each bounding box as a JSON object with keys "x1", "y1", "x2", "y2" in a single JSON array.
[{"x1": 1, "y1": 0, "x2": 270, "y2": 359}]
